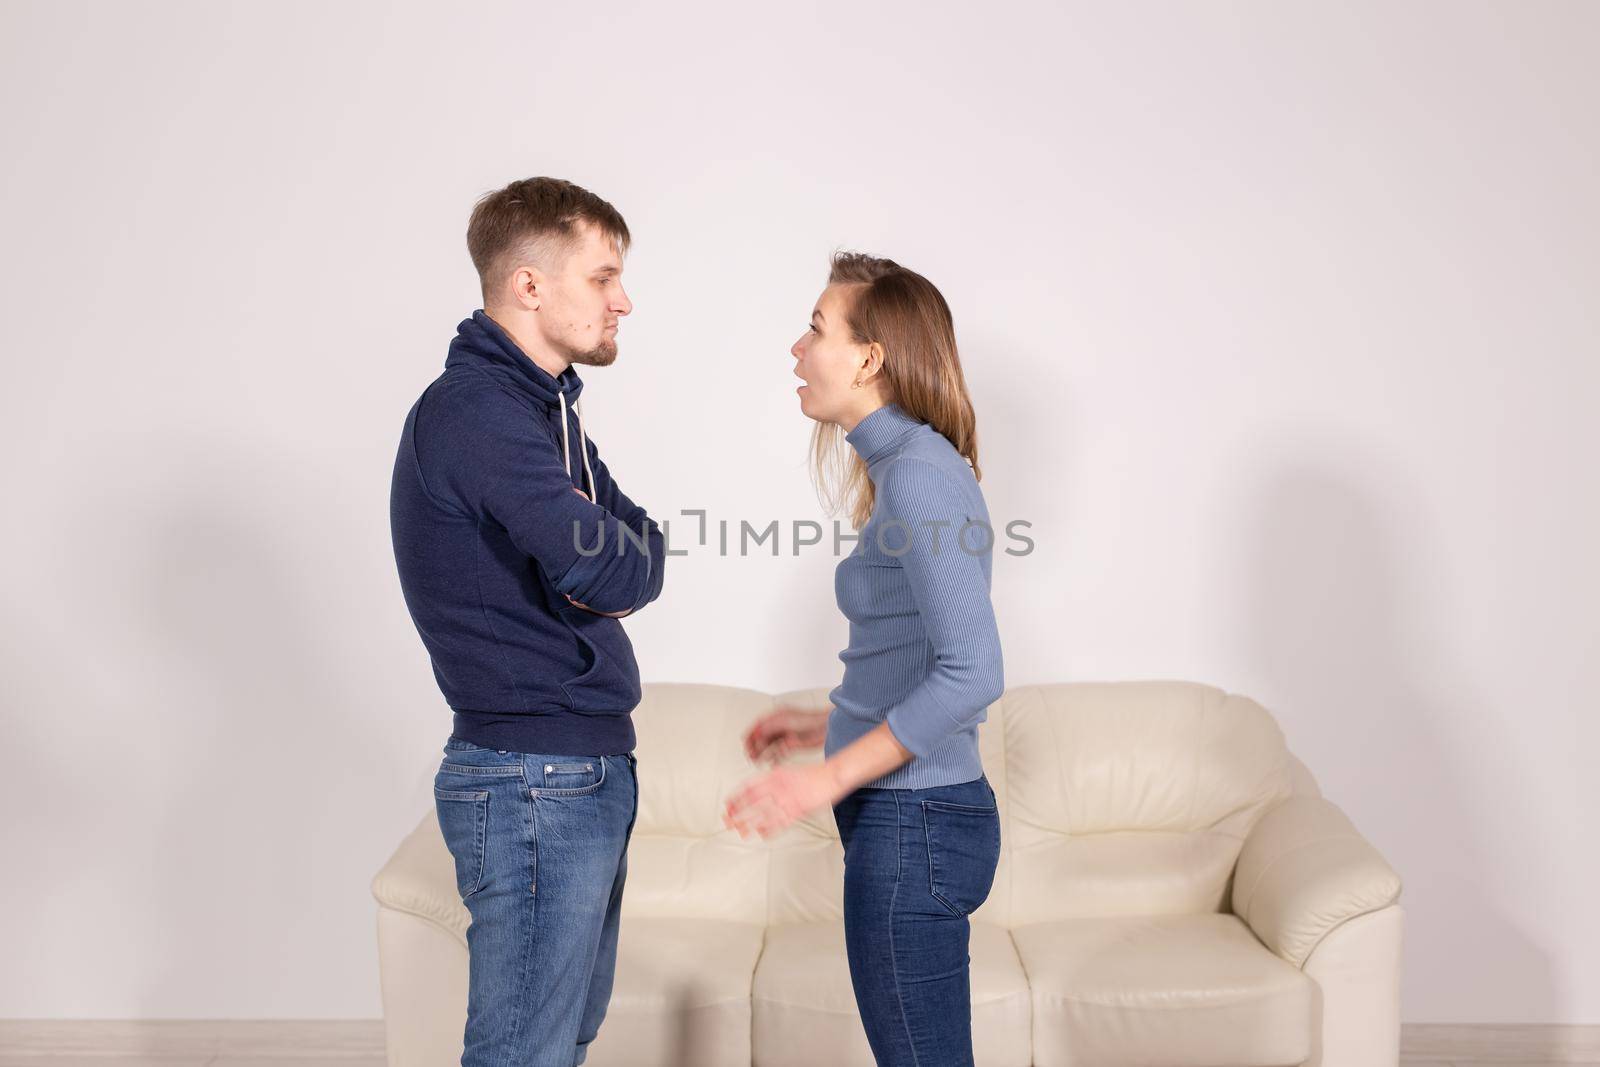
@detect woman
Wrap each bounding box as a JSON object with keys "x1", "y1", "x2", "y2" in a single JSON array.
[{"x1": 722, "y1": 251, "x2": 1005, "y2": 1066}]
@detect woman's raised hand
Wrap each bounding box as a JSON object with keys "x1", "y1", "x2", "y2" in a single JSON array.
[{"x1": 742, "y1": 706, "x2": 830, "y2": 765}]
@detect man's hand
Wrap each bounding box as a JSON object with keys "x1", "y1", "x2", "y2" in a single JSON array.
[{"x1": 565, "y1": 595, "x2": 629, "y2": 617}]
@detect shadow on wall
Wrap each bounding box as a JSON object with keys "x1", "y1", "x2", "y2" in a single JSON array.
[{"x1": 1238, "y1": 457, "x2": 1556, "y2": 1022}]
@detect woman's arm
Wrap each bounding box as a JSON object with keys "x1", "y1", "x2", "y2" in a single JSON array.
[
  {"x1": 724, "y1": 455, "x2": 1002, "y2": 839},
  {"x1": 825, "y1": 722, "x2": 913, "y2": 792},
  {"x1": 725, "y1": 723, "x2": 913, "y2": 839},
  {"x1": 870, "y1": 455, "x2": 1005, "y2": 755}
]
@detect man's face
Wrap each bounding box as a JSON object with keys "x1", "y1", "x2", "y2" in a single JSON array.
[{"x1": 536, "y1": 221, "x2": 632, "y2": 367}]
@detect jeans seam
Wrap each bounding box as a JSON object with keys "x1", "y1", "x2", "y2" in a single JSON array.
[
  {"x1": 503, "y1": 760, "x2": 535, "y2": 1067},
  {"x1": 439, "y1": 764, "x2": 524, "y2": 776},
  {"x1": 888, "y1": 789, "x2": 921, "y2": 1067},
  {"x1": 922, "y1": 801, "x2": 962, "y2": 919},
  {"x1": 625, "y1": 757, "x2": 639, "y2": 839},
  {"x1": 923, "y1": 800, "x2": 996, "y2": 814}
]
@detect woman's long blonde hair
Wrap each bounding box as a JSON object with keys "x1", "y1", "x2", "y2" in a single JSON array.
[{"x1": 811, "y1": 251, "x2": 982, "y2": 530}]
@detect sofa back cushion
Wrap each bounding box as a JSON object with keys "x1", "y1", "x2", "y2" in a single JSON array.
[
  {"x1": 622, "y1": 680, "x2": 1293, "y2": 929},
  {"x1": 620, "y1": 683, "x2": 783, "y2": 925},
  {"x1": 999, "y1": 681, "x2": 1293, "y2": 926}
]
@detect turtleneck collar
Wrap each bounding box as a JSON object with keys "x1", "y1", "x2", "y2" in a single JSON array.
[{"x1": 845, "y1": 402, "x2": 926, "y2": 465}]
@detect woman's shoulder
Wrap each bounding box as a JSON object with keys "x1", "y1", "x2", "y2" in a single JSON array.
[
  {"x1": 877, "y1": 437, "x2": 982, "y2": 518},
  {"x1": 886, "y1": 427, "x2": 977, "y2": 485}
]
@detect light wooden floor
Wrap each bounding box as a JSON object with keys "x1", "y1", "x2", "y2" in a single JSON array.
[
  {"x1": 0, "y1": 1060, "x2": 388, "y2": 1066},
  {"x1": 0, "y1": 1062, "x2": 1584, "y2": 1067},
  {"x1": 0, "y1": 1056, "x2": 1485, "y2": 1066},
  {"x1": 0, "y1": 1021, "x2": 1595, "y2": 1065},
  {"x1": 0, "y1": 1056, "x2": 1589, "y2": 1065}
]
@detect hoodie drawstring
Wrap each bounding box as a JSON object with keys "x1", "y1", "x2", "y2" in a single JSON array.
[{"x1": 557, "y1": 391, "x2": 596, "y2": 502}]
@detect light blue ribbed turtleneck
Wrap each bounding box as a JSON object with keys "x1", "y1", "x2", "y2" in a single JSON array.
[{"x1": 823, "y1": 402, "x2": 1005, "y2": 790}]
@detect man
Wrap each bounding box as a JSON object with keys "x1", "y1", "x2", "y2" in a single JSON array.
[{"x1": 389, "y1": 176, "x2": 665, "y2": 1066}]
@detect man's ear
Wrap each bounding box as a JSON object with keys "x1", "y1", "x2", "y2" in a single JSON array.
[{"x1": 509, "y1": 264, "x2": 545, "y2": 312}]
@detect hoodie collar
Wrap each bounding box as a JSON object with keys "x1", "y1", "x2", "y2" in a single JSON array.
[
  {"x1": 444, "y1": 309, "x2": 596, "y2": 500},
  {"x1": 445, "y1": 309, "x2": 584, "y2": 410},
  {"x1": 845, "y1": 402, "x2": 925, "y2": 465}
]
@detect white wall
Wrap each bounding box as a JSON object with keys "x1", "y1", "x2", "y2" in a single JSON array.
[{"x1": 1, "y1": 0, "x2": 1594, "y2": 1025}]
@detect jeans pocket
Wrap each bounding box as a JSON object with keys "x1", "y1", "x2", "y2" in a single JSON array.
[
  {"x1": 921, "y1": 798, "x2": 1001, "y2": 918},
  {"x1": 434, "y1": 787, "x2": 489, "y2": 899},
  {"x1": 530, "y1": 755, "x2": 607, "y2": 796}
]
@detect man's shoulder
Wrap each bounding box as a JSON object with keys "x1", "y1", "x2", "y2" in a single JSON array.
[
  {"x1": 407, "y1": 370, "x2": 555, "y2": 479},
  {"x1": 417, "y1": 367, "x2": 537, "y2": 428},
  {"x1": 427, "y1": 365, "x2": 520, "y2": 405}
]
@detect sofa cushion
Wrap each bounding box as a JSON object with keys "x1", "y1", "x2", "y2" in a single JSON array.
[
  {"x1": 1002, "y1": 682, "x2": 1295, "y2": 926},
  {"x1": 585, "y1": 915, "x2": 766, "y2": 1067},
  {"x1": 1011, "y1": 912, "x2": 1314, "y2": 1066},
  {"x1": 372, "y1": 809, "x2": 768, "y2": 1067},
  {"x1": 371, "y1": 810, "x2": 466, "y2": 939},
  {"x1": 751, "y1": 919, "x2": 1032, "y2": 1067}
]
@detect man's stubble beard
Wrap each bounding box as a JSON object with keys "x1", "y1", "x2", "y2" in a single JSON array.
[{"x1": 564, "y1": 336, "x2": 618, "y2": 368}]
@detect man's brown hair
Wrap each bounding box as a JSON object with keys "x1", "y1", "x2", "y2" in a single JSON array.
[{"x1": 466, "y1": 177, "x2": 632, "y2": 300}]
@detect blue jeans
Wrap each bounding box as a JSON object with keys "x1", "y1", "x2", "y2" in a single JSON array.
[
  {"x1": 832, "y1": 774, "x2": 1002, "y2": 1067},
  {"x1": 433, "y1": 736, "x2": 638, "y2": 1067}
]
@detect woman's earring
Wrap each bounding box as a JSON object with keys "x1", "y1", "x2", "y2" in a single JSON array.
[{"x1": 852, "y1": 378, "x2": 863, "y2": 389}]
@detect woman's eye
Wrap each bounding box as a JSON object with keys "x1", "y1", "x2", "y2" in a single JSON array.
[{"x1": 808, "y1": 324, "x2": 818, "y2": 334}]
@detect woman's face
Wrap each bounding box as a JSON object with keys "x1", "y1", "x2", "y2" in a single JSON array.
[{"x1": 791, "y1": 283, "x2": 874, "y2": 425}]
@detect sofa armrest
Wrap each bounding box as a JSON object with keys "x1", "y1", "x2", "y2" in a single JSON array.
[
  {"x1": 371, "y1": 811, "x2": 469, "y2": 943},
  {"x1": 1232, "y1": 795, "x2": 1402, "y2": 968}
]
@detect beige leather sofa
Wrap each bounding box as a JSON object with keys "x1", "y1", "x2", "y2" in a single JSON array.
[{"x1": 371, "y1": 680, "x2": 1404, "y2": 1066}]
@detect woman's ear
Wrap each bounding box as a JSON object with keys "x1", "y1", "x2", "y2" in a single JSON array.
[{"x1": 864, "y1": 340, "x2": 886, "y2": 380}]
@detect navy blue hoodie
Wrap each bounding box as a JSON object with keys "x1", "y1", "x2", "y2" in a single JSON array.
[{"x1": 389, "y1": 309, "x2": 665, "y2": 755}]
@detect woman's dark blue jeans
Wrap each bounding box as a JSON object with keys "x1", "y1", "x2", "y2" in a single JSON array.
[{"x1": 831, "y1": 774, "x2": 1002, "y2": 1066}]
